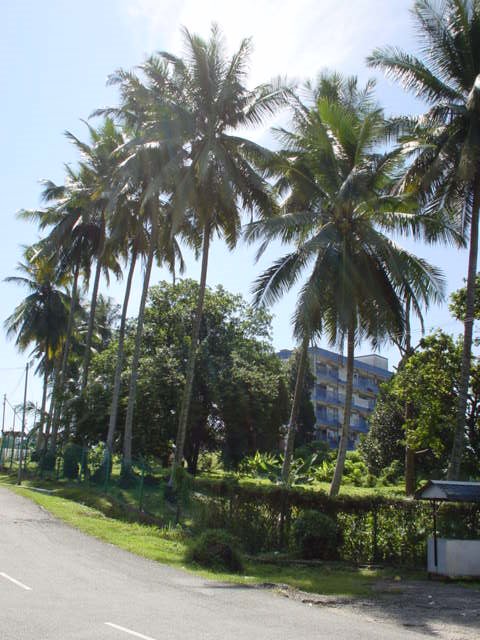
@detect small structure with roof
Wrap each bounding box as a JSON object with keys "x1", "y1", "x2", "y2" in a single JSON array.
[{"x1": 415, "y1": 480, "x2": 480, "y2": 578}]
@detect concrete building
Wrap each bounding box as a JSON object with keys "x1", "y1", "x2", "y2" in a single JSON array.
[{"x1": 279, "y1": 347, "x2": 392, "y2": 449}]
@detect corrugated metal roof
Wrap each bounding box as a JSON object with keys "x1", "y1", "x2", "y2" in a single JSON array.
[{"x1": 415, "y1": 480, "x2": 480, "y2": 503}]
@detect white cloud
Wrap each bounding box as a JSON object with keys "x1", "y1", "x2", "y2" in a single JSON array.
[{"x1": 121, "y1": 0, "x2": 414, "y2": 86}]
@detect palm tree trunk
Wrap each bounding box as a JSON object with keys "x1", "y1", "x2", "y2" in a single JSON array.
[
  {"x1": 330, "y1": 318, "x2": 355, "y2": 497},
  {"x1": 39, "y1": 337, "x2": 50, "y2": 432},
  {"x1": 122, "y1": 243, "x2": 155, "y2": 470},
  {"x1": 43, "y1": 356, "x2": 61, "y2": 453},
  {"x1": 448, "y1": 179, "x2": 480, "y2": 479},
  {"x1": 281, "y1": 334, "x2": 309, "y2": 483},
  {"x1": 106, "y1": 250, "x2": 137, "y2": 454},
  {"x1": 36, "y1": 357, "x2": 49, "y2": 451},
  {"x1": 403, "y1": 295, "x2": 416, "y2": 496},
  {"x1": 50, "y1": 262, "x2": 80, "y2": 450},
  {"x1": 170, "y1": 222, "x2": 211, "y2": 482},
  {"x1": 80, "y1": 258, "x2": 102, "y2": 393}
]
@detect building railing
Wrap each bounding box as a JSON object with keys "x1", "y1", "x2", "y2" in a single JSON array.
[
  {"x1": 350, "y1": 421, "x2": 369, "y2": 433},
  {"x1": 316, "y1": 415, "x2": 340, "y2": 428},
  {"x1": 315, "y1": 391, "x2": 339, "y2": 403},
  {"x1": 316, "y1": 368, "x2": 339, "y2": 382},
  {"x1": 355, "y1": 379, "x2": 379, "y2": 394}
]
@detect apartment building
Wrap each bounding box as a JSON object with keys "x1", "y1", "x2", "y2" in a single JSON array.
[{"x1": 279, "y1": 346, "x2": 392, "y2": 449}]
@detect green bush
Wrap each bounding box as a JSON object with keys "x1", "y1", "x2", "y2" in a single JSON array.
[
  {"x1": 186, "y1": 529, "x2": 244, "y2": 573},
  {"x1": 63, "y1": 445, "x2": 81, "y2": 479},
  {"x1": 293, "y1": 510, "x2": 338, "y2": 559},
  {"x1": 294, "y1": 440, "x2": 330, "y2": 464}
]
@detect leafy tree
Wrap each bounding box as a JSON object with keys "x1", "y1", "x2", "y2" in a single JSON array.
[
  {"x1": 361, "y1": 330, "x2": 480, "y2": 481},
  {"x1": 368, "y1": 0, "x2": 480, "y2": 478},
  {"x1": 449, "y1": 273, "x2": 480, "y2": 321},
  {"x1": 82, "y1": 280, "x2": 289, "y2": 470}
]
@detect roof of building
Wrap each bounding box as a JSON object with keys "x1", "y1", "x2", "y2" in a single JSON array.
[
  {"x1": 415, "y1": 480, "x2": 480, "y2": 503},
  {"x1": 308, "y1": 346, "x2": 392, "y2": 378}
]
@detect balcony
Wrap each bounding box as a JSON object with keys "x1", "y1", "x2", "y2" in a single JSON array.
[
  {"x1": 352, "y1": 397, "x2": 375, "y2": 412},
  {"x1": 355, "y1": 378, "x2": 379, "y2": 394},
  {"x1": 316, "y1": 368, "x2": 339, "y2": 382},
  {"x1": 316, "y1": 414, "x2": 340, "y2": 428},
  {"x1": 351, "y1": 421, "x2": 369, "y2": 433},
  {"x1": 315, "y1": 391, "x2": 340, "y2": 404}
]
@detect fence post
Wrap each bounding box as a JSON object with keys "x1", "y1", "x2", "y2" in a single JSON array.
[
  {"x1": 279, "y1": 489, "x2": 287, "y2": 549},
  {"x1": 56, "y1": 449, "x2": 61, "y2": 480},
  {"x1": 103, "y1": 448, "x2": 110, "y2": 493},
  {"x1": 372, "y1": 505, "x2": 378, "y2": 563},
  {"x1": 138, "y1": 459, "x2": 145, "y2": 512},
  {"x1": 0, "y1": 436, "x2": 5, "y2": 468},
  {"x1": 9, "y1": 434, "x2": 16, "y2": 470},
  {"x1": 80, "y1": 446, "x2": 86, "y2": 482}
]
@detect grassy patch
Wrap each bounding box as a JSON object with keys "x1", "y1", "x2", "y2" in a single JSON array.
[
  {"x1": 198, "y1": 471, "x2": 404, "y2": 497},
  {"x1": 1, "y1": 473, "x2": 412, "y2": 597}
]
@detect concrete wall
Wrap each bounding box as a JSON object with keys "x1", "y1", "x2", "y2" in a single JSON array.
[{"x1": 428, "y1": 537, "x2": 480, "y2": 577}]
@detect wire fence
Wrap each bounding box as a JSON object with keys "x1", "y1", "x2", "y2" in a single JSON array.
[{"x1": 1, "y1": 435, "x2": 479, "y2": 567}]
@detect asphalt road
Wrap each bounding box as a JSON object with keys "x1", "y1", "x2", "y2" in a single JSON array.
[{"x1": 0, "y1": 487, "x2": 428, "y2": 639}]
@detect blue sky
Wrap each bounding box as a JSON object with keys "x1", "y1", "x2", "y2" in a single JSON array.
[{"x1": 0, "y1": 0, "x2": 467, "y2": 422}]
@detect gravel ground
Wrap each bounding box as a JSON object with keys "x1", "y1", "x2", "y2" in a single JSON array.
[{"x1": 274, "y1": 578, "x2": 480, "y2": 639}]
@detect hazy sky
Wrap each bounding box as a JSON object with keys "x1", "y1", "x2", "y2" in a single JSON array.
[{"x1": 0, "y1": 0, "x2": 467, "y2": 421}]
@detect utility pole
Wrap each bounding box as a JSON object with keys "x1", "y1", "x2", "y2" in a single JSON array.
[
  {"x1": 17, "y1": 362, "x2": 29, "y2": 485},
  {"x1": 1, "y1": 394, "x2": 5, "y2": 436}
]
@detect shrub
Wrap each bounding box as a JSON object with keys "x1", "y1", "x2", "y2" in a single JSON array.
[
  {"x1": 197, "y1": 451, "x2": 223, "y2": 473},
  {"x1": 294, "y1": 440, "x2": 330, "y2": 464},
  {"x1": 186, "y1": 529, "x2": 244, "y2": 573},
  {"x1": 293, "y1": 510, "x2": 338, "y2": 559},
  {"x1": 63, "y1": 445, "x2": 80, "y2": 479}
]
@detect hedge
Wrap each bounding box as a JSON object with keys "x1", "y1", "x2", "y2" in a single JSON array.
[{"x1": 193, "y1": 477, "x2": 480, "y2": 566}]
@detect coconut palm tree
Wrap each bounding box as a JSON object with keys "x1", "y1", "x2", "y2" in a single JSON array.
[
  {"x1": 110, "y1": 143, "x2": 187, "y2": 473},
  {"x1": 101, "y1": 25, "x2": 287, "y2": 478},
  {"x1": 4, "y1": 246, "x2": 70, "y2": 439},
  {"x1": 367, "y1": 0, "x2": 480, "y2": 478},
  {"x1": 64, "y1": 118, "x2": 123, "y2": 393},
  {"x1": 19, "y1": 176, "x2": 103, "y2": 448},
  {"x1": 247, "y1": 73, "x2": 447, "y2": 495}
]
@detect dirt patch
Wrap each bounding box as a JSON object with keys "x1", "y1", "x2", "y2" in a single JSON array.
[{"x1": 275, "y1": 578, "x2": 480, "y2": 639}]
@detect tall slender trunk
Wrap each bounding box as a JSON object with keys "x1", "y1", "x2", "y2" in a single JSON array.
[
  {"x1": 170, "y1": 222, "x2": 211, "y2": 482},
  {"x1": 281, "y1": 334, "x2": 310, "y2": 483},
  {"x1": 36, "y1": 354, "x2": 49, "y2": 451},
  {"x1": 330, "y1": 318, "x2": 355, "y2": 497},
  {"x1": 43, "y1": 357, "x2": 61, "y2": 452},
  {"x1": 50, "y1": 262, "x2": 80, "y2": 450},
  {"x1": 403, "y1": 295, "x2": 416, "y2": 495},
  {"x1": 122, "y1": 243, "x2": 155, "y2": 470},
  {"x1": 448, "y1": 178, "x2": 480, "y2": 479},
  {"x1": 39, "y1": 337, "x2": 50, "y2": 434},
  {"x1": 106, "y1": 250, "x2": 137, "y2": 454},
  {"x1": 80, "y1": 258, "x2": 102, "y2": 393}
]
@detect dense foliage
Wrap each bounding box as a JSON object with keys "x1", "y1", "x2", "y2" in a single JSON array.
[{"x1": 77, "y1": 280, "x2": 291, "y2": 471}]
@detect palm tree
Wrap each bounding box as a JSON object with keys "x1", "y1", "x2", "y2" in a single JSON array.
[
  {"x1": 64, "y1": 118, "x2": 123, "y2": 394},
  {"x1": 113, "y1": 144, "x2": 187, "y2": 472},
  {"x1": 247, "y1": 73, "x2": 446, "y2": 495},
  {"x1": 102, "y1": 26, "x2": 287, "y2": 477},
  {"x1": 368, "y1": 0, "x2": 480, "y2": 478},
  {"x1": 4, "y1": 246, "x2": 70, "y2": 440},
  {"x1": 20, "y1": 177, "x2": 102, "y2": 448}
]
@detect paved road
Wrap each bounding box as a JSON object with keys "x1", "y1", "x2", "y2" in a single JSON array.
[{"x1": 0, "y1": 487, "x2": 427, "y2": 639}]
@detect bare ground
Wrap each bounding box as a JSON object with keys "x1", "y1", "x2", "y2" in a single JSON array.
[{"x1": 273, "y1": 578, "x2": 480, "y2": 639}]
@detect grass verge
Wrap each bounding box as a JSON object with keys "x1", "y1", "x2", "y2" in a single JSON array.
[{"x1": 0, "y1": 473, "x2": 415, "y2": 597}]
